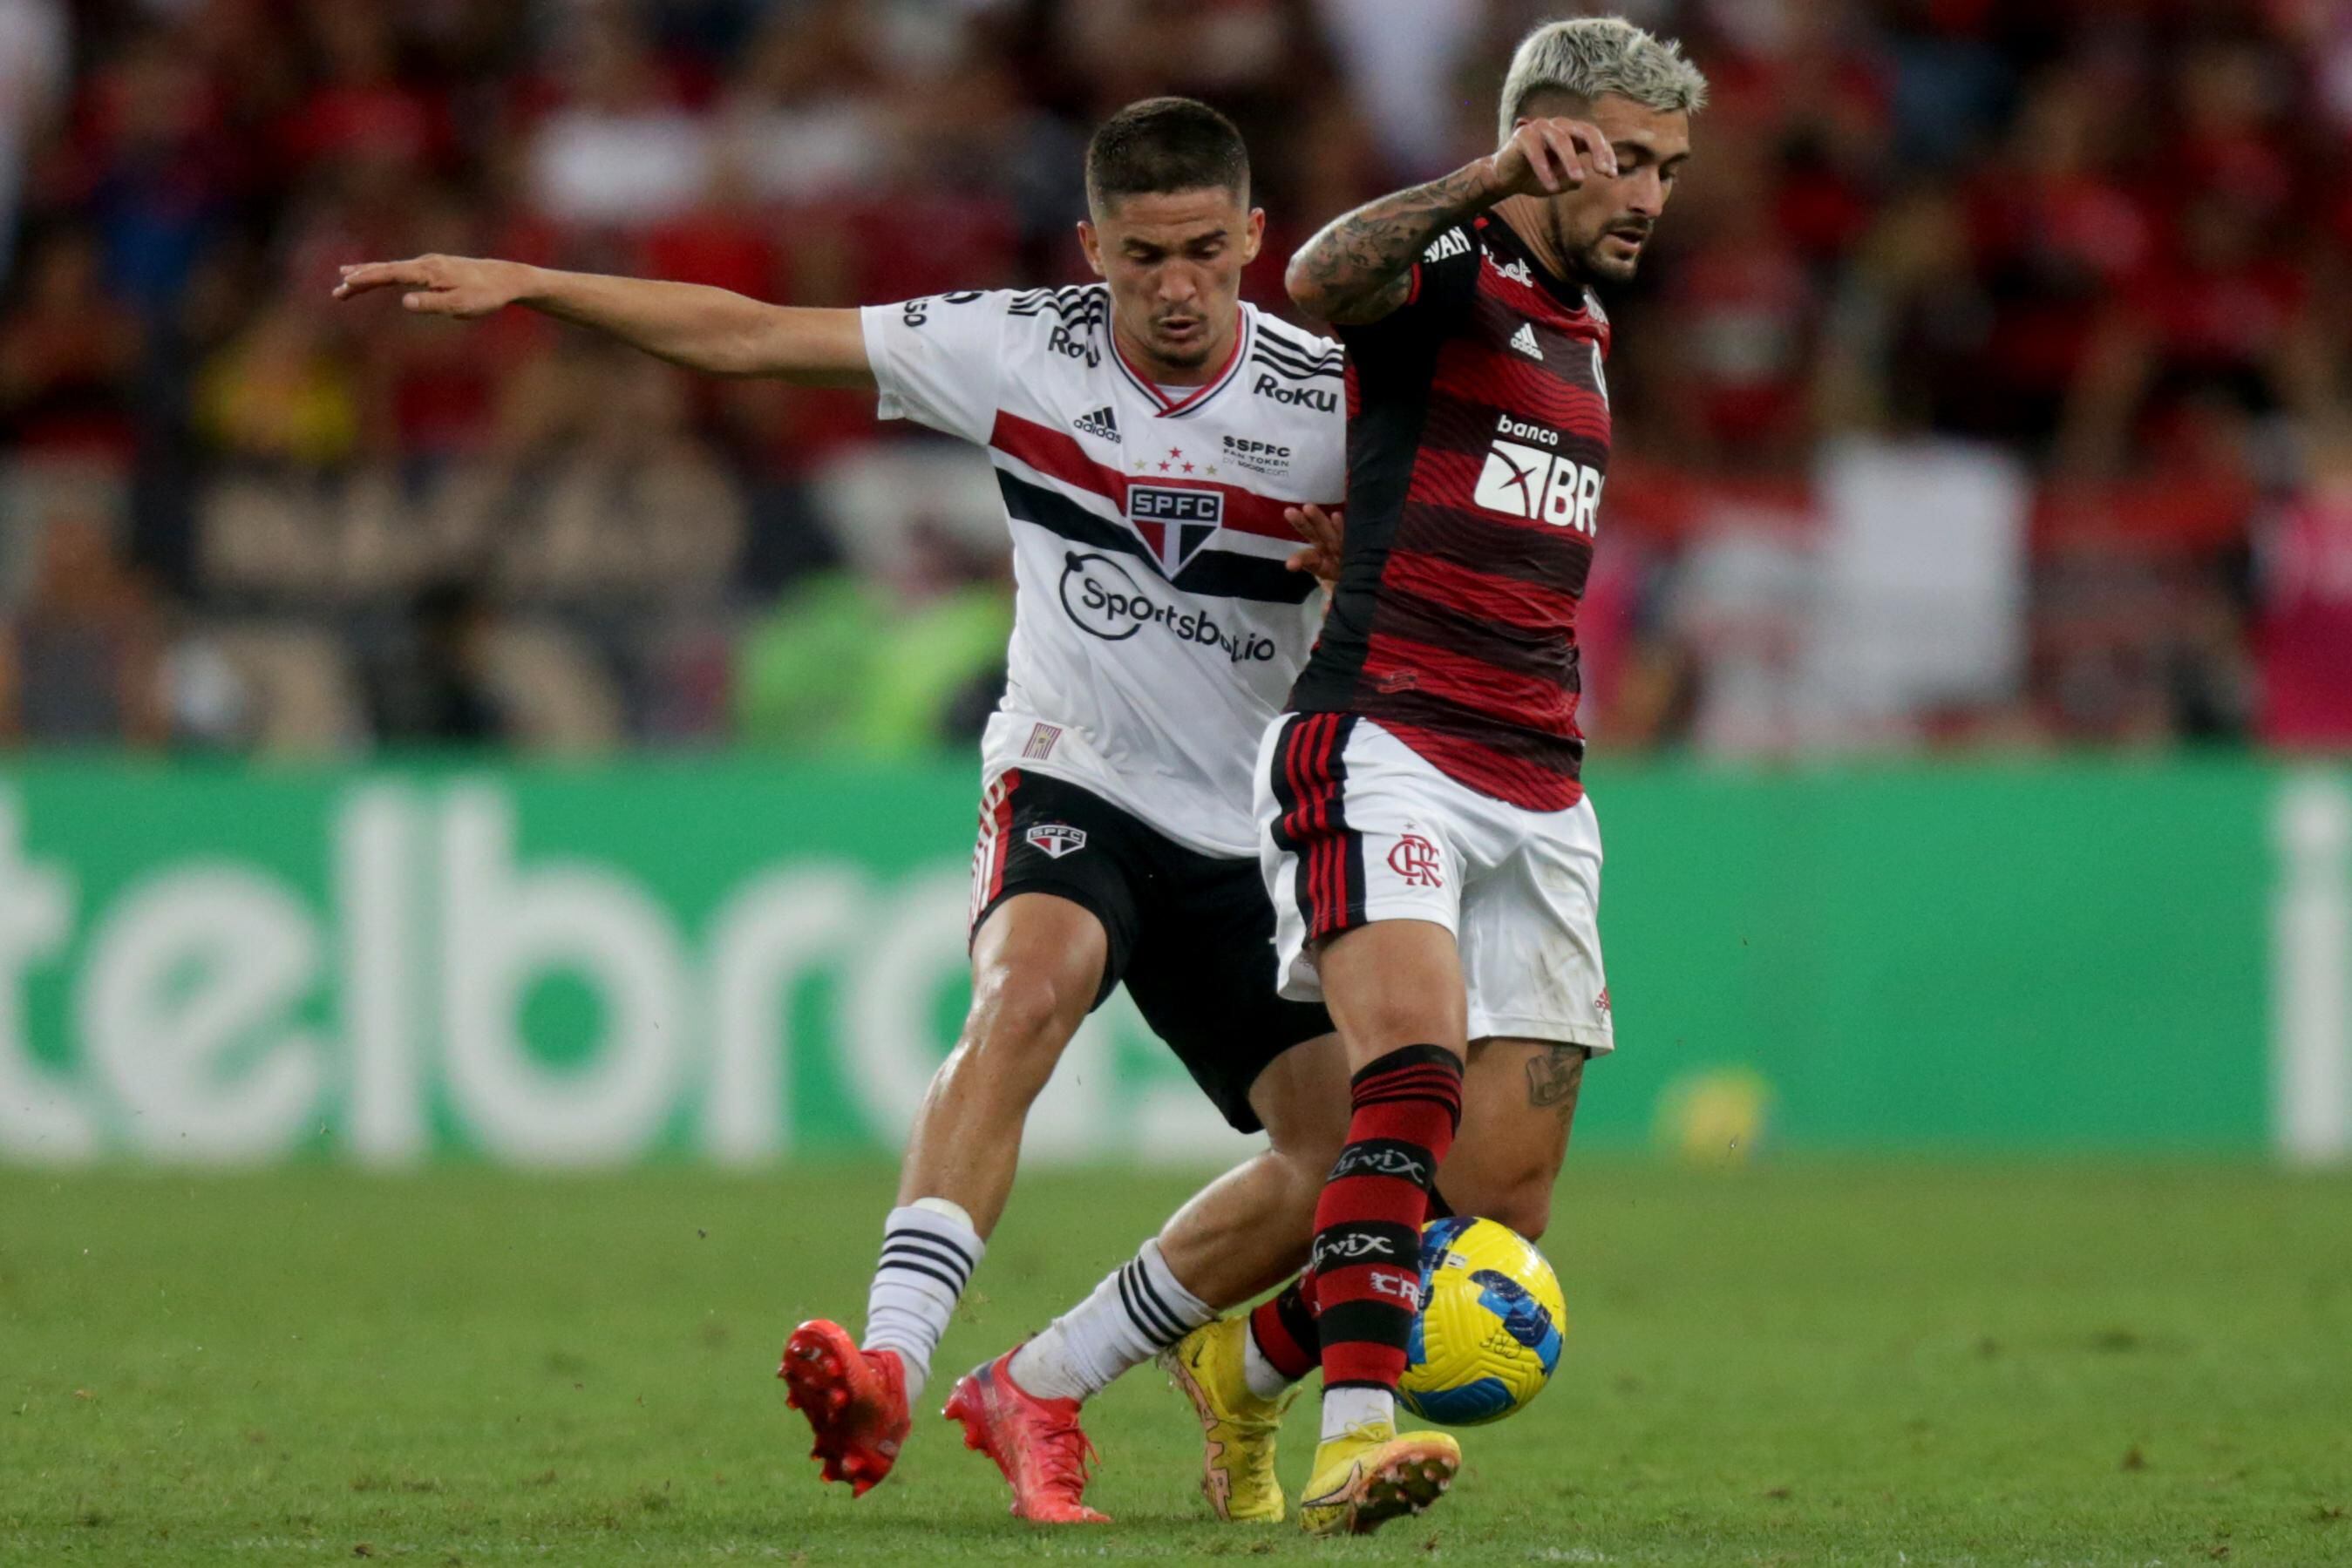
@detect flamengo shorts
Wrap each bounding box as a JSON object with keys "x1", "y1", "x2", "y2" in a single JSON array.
[{"x1": 1254, "y1": 713, "x2": 1614, "y2": 1053}]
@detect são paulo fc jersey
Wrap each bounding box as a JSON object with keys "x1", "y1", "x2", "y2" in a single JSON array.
[{"x1": 861, "y1": 287, "x2": 1347, "y2": 857}]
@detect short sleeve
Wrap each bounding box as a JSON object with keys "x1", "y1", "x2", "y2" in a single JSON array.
[
  {"x1": 859, "y1": 290, "x2": 1013, "y2": 445},
  {"x1": 1334, "y1": 227, "x2": 1482, "y2": 374}
]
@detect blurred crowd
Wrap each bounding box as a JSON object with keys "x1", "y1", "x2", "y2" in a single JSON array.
[{"x1": 3, "y1": 0, "x2": 2352, "y2": 758}]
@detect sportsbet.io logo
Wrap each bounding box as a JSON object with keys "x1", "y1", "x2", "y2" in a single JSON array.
[
  {"x1": 1472, "y1": 416, "x2": 1602, "y2": 534},
  {"x1": 1056, "y1": 553, "x2": 1278, "y2": 665}
]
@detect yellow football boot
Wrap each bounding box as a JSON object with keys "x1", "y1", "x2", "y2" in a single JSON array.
[
  {"x1": 1159, "y1": 1317, "x2": 1295, "y2": 1523},
  {"x1": 1296, "y1": 1420, "x2": 1460, "y2": 1537}
]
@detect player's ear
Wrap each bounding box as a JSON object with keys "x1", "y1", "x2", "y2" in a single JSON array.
[
  {"x1": 1242, "y1": 207, "x2": 1266, "y2": 266},
  {"x1": 1077, "y1": 219, "x2": 1105, "y2": 279}
]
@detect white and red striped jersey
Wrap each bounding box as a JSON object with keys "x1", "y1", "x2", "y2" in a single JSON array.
[{"x1": 860, "y1": 286, "x2": 1347, "y2": 856}]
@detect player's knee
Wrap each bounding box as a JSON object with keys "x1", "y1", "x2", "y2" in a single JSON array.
[
  {"x1": 964, "y1": 964, "x2": 1082, "y2": 1067},
  {"x1": 1454, "y1": 1162, "x2": 1554, "y2": 1242},
  {"x1": 1348, "y1": 994, "x2": 1463, "y2": 1060},
  {"x1": 1271, "y1": 1121, "x2": 1347, "y2": 1197}
]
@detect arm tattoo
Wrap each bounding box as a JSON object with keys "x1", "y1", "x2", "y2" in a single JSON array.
[
  {"x1": 1290, "y1": 162, "x2": 1498, "y2": 324},
  {"x1": 1525, "y1": 1046, "x2": 1587, "y2": 1115}
]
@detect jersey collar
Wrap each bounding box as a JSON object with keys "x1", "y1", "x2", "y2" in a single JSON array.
[
  {"x1": 1480, "y1": 214, "x2": 1589, "y2": 314},
  {"x1": 1111, "y1": 308, "x2": 1252, "y2": 418}
]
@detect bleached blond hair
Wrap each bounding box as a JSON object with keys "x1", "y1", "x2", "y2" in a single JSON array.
[{"x1": 1499, "y1": 16, "x2": 1710, "y2": 143}]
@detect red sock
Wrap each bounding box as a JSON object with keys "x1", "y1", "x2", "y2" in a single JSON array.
[
  {"x1": 1307, "y1": 1044, "x2": 1463, "y2": 1390},
  {"x1": 1246, "y1": 1278, "x2": 1318, "y2": 1381}
]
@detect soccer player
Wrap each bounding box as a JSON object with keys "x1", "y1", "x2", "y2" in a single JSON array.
[
  {"x1": 335, "y1": 99, "x2": 1359, "y2": 1522},
  {"x1": 1195, "y1": 17, "x2": 1709, "y2": 1535}
]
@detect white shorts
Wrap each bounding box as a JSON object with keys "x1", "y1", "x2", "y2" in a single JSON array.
[{"x1": 1254, "y1": 713, "x2": 1613, "y2": 1052}]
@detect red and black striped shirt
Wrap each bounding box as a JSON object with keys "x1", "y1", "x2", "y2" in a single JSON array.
[{"x1": 1289, "y1": 214, "x2": 1612, "y2": 811}]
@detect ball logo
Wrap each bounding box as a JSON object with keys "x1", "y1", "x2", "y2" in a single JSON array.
[{"x1": 1389, "y1": 833, "x2": 1444, "y2": 888}]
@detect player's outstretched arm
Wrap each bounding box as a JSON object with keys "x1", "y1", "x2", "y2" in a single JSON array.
[
  {"x1": 332, "y1": 255, "x2": 874, "y2": 387},
  {"x1": 1284, "y1": 118, "x2": 1616, "y2": 327}
]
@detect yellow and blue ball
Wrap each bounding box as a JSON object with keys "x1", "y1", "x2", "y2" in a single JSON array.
[{"x1": 1397, "y1": 1215, "x2": 1567, "y2": 1426}]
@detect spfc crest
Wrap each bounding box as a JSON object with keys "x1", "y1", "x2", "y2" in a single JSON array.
[{"x1": 1128, "y1": 485, "x2": 1222, "y2": 576}]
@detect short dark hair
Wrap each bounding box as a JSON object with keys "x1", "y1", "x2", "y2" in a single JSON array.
[{"x1": 1085, "y1": 97, "x2": 1250, "y2": 209}]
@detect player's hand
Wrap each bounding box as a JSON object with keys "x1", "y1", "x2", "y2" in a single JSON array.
[
  {"x1": 1284, "y1": 503, "x2": 1344, "y2": 587},
  {"x1": 1483, "y1": 118, "x2": 1617, "y2": 200},
  {"x1": 332, "y1": 255, "x2": 532, "y2": 319}
]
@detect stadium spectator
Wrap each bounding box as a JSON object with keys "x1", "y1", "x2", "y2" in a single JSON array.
[
  {"x1": 0, "y1": 0, "x2": 68, "y2": 289},
  {"x1": 3, "y1": 0, "x2": 2351, "y2": 757},
  {"x1": 368, "y1": 577, "x2": 510, "y2": 748},
  {"x1": 0, "y1": 511, "x2": 165, "y2": 747},
  {"x1": 0, "y1": 227, "x2": 143, "y2": 463},
  {"x1": 2256, "y1": 417, "x2": 2352, "y2": 748}
]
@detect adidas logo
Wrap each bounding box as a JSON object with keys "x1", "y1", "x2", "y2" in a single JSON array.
[
  {"x1": 1071, "y1": 405, "x2": 1121, "y2": 444},
  {"x1": 1510, "y1": 323, "x2": 1544, "y2": 361}
]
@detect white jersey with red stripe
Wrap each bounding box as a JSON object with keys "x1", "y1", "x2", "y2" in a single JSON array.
[{"x1": 860, "y1": 286, "x2": 1347, "y2": 857}]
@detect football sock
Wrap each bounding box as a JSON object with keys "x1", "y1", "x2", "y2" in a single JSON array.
[
  {"x1": 861, "y1": 1198, "x2": 983, "y2": 1404},
  {"x1": 1009, "y1": 1237, "x2": 1213, "y2": 1402},
  {"x1": 1322, "y1": 1383, "x2": 1397, "y2": 1441},
  {"x1": 1244, "y1": 1277, "x2": 1318, "y2": 1399},
  {"x1": 1310, "y1": 1044, "x2": 1462, "y2": 1408}
]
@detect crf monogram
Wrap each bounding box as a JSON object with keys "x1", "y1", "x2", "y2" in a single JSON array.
[{"x1": 1389, "y1": 833, "x2": 1443, "y2": 888}]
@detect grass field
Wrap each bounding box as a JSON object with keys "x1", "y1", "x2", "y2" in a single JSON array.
[{"x1": 5, "y1": 1160, "x2": 2351, "y2": 1565}]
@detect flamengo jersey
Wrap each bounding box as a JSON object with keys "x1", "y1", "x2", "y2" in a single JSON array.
[
  {"x1": 1288, "y1": 214, "x2": 1612, "y2": 811},
  {"x1": 862, "y1": 287, "x2": 1347, "y2": 856}
]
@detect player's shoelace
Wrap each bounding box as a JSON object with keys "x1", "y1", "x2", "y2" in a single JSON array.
[{"x1": 1023, "y1": 1411, "x2": 1101, "y2": 1505}]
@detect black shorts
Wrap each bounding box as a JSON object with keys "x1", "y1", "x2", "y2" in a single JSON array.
[{"x1": 969, "y1": 769, "x2": 1334, "y2": 1133}]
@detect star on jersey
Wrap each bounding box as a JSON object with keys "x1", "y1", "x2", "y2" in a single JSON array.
[{"x1": 1136, "y1": 451, "x2": 1217, "y2": 476}]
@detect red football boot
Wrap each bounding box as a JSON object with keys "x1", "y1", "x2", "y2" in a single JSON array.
[
  {"x1": 778, "y1": 1320, "x2": 911, "y2": 1497},
  {"x1": 941, "y1": 1348, "x2": 1108, "y2": 1524}
]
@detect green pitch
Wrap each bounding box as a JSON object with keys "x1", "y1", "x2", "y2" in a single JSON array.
[{"x1": 6, "y1": 1160, "x2": 2349, "y2": 1565}]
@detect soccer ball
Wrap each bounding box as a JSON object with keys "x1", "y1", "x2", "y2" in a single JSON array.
[{"x1": 1397, "y1": 1215, "x2": 1567, "y2": 1426}]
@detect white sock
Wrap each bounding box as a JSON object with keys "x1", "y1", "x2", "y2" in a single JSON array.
[
  {"x1": 1009, "y1": 1238, "x2": 1214, "y2": 1402},
  {"x1": 861, "y1": 1198, "x2": 983, "y2": 1404},
  {"x1": 1321, "y1": 1384, "x2": 1396, "y2": 1441},
  {"x1": 1242, "y1": 1321, "x2": 1300, "y2": 1401}
]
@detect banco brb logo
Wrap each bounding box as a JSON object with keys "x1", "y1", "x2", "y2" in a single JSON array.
[{"x1": 1472, "y1": 418, "x2": 1602, "y2": 535}]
